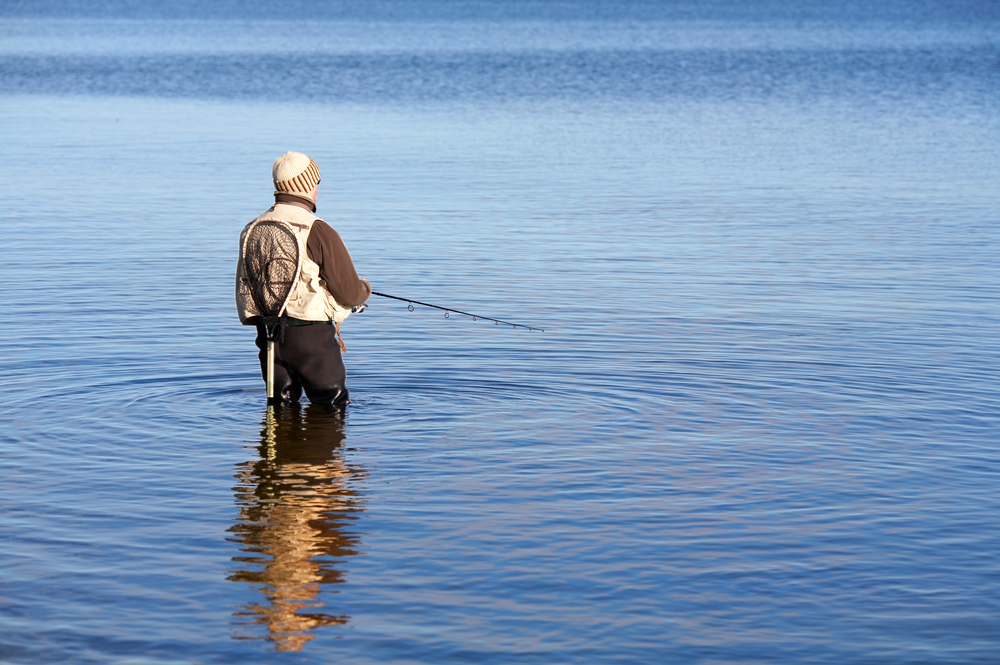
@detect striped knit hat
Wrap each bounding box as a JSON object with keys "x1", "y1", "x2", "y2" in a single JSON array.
[{"x1": 272, "y1": 151, "x2": 321, "y2": 203}]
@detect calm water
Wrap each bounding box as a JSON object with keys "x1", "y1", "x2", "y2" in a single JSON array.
[{"x1": 2, "y1": 1, "x2": 999, "y2": 663}]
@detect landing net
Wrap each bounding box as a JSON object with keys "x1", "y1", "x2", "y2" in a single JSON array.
[{"x1": 242, "y1": 221, "x2": 301, "y2": 340}]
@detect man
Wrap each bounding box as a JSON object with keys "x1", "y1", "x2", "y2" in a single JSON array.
[{"x1": 235, "y1": 151, "x2": 371, "y2": 407}]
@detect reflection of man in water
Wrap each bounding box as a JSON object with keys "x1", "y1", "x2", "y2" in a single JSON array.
[{"x1": 228, "y1": 404, "x2": 365, "y2": 651}]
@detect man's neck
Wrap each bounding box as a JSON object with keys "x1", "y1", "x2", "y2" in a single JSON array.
[{"x1": 274, "y1": 192, "x2": 316, "y2": 212}]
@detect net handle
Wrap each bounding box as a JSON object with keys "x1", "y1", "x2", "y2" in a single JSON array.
[{"x1": 266, "y1": 340, "x2": 275, "y2": 399}]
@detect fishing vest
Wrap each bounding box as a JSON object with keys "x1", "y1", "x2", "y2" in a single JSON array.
[{"x1": 235, "y1": 203, "x2": 353, "y2": 325}]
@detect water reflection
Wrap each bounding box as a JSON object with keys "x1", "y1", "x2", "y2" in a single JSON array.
[{"x1": 227, "y1": 404, "x2": 365, "y2": 651}]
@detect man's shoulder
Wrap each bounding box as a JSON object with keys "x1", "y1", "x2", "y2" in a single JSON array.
[{"x1": 308, "y1": 218, "x2": 342, "y2": 240}]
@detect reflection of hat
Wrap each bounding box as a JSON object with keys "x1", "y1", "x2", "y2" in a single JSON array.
[{"x1": 272, "y1": 152, "x2": 321, "y2": 204}]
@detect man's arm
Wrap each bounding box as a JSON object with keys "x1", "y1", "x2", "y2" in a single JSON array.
[{"x1": 306, "y1": 219, "x2": 372, "y2": 308}]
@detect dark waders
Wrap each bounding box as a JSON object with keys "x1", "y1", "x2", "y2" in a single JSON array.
[{"x1": 255, "y1": 322, "x2": 349, "y2": 408}]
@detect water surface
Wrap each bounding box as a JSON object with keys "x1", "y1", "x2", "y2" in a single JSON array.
[{"x1": 1, "y1": 2, "x2": 999, "y2": 662}]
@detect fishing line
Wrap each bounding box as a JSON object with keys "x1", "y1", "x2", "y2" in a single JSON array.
[{"x1": 370, "y1": 291, "x2": 544, "y2": 332}]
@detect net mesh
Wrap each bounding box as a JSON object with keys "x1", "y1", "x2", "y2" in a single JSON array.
[{"x1": 243, "y1": 221, "x2": 300, "y2": 328}]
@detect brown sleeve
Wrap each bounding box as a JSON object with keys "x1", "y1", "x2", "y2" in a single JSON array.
[{"x1": 306, "y1": 219, "x2": 371, "y2": 308}]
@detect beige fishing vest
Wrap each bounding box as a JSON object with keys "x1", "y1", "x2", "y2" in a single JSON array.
[{"x1": 235, "y1": 204, "x2": 352, "y2": 325}]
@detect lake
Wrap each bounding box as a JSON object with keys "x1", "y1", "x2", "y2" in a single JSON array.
[{"x1": 1, "y1": 1, "x2": 999, "y2": 662}]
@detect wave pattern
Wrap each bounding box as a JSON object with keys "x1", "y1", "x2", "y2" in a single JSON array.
[
  {"x1": 1, "y1": 9, "x2": 999, "y2": 665},
  {"x1": 2, "y1": 47, "x2": 998, "y2": 104}
]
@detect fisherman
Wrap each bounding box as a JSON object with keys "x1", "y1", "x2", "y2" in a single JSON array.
[{"x1": 235, "y1": 151, "x2": 371, "y2": 407}]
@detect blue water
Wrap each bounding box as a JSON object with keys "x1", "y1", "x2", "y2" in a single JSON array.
[{"x1": 2, "y1": 1, "x2": 999, "y2": 662}]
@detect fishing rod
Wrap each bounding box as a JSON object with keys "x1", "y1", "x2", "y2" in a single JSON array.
[{"x1": 370, "y1": 291, "x2": 544, "y2": 332}]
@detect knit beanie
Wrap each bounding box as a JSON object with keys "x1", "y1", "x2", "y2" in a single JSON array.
[{"x1": 272, "y1": 151, "x2": 321, "y2": 204}]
